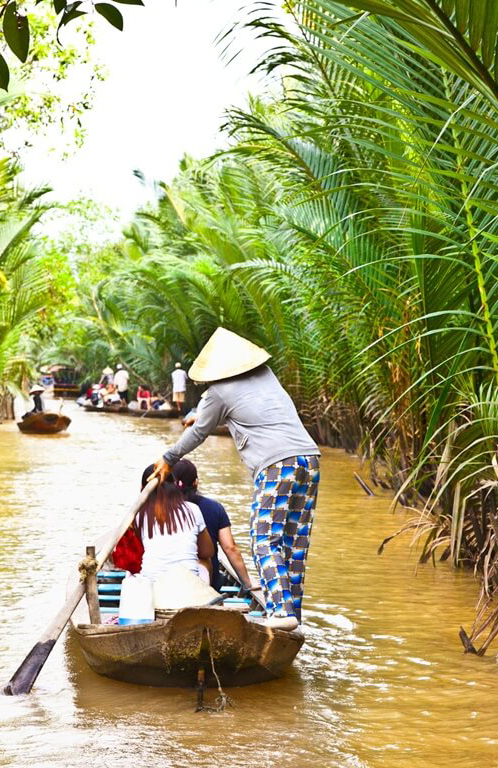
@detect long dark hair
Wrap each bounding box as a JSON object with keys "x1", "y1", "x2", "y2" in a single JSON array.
[
  {"x1": 138, "y1": 464, "x2": 194, "y2": 538},
  {"x1": 171, "y1": 459, "x2": 198, "y2": 502}
]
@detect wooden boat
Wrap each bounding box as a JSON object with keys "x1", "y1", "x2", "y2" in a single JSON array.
[
  {"x1": 83, "y1": 403, "x2": 129, "y2": 414},
  {"x1": 48, "y1": 364, "x2": 80, "y2": 398},
  {"x1": 70, "y1": 556, "x2": 304, "y2": 688},
  {"x1": 126, "y1": 407, "x2": 177, "y2": 419},
  {"x1": 83, "y1": 403, "x2": 177, "y2": 419},
  {"x1": 17, "y1": 411, "x2": 71, "y2": 434}
]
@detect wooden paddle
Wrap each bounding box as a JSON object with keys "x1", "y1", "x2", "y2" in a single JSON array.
[{"x1": 3, "y1": 477, "x2": 158, "y2": 696}]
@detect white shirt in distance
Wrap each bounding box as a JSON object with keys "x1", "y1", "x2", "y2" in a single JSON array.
[{"x1": 172, "y1": 368, "x2": 188, "y2": 392}]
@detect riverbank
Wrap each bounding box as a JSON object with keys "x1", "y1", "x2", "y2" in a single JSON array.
[{"x1": 1, "y1": 403, "x2": 497, "y2": 767}]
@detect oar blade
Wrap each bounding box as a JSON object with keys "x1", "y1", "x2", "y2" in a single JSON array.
[{"x1": 3, "y1": 639, "x2": 56, "y2": 695}]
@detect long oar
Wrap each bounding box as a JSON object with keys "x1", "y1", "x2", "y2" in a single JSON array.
[{"x1": 4, "y1": 478, "x2": 158, "y2": 696}]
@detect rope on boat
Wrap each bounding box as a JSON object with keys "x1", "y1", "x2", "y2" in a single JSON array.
[
  {"x1": 77, "y1": 554, "x2": 98, "y2": 583},
  {"x1": 195, "y1": 628, "x2": 234, "y2": 713}
]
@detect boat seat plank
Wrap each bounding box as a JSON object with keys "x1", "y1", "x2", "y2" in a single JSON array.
[
  {"x1": 224, "y1": 597, "x2": 252, "y2": 604},
  {"x1": 98, "y1": 571, "x2": 126, "y2": 579}
]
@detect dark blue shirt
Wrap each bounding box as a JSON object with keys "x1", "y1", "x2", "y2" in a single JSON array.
[{"x1": 190, "y1": 493, "x2": 230, "y2": 590}]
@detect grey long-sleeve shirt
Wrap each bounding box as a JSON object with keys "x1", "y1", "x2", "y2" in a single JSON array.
[{"x1": 163, "y1": 365, "x2": 320, "y2": 480}]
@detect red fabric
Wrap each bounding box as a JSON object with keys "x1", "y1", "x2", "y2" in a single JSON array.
[{"x1": 112, "y1": 527, "x2": 144, "y2": 574}]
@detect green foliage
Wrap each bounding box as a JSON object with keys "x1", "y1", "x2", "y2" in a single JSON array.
[
  {"x1": 0, "y1": 11, "x2": 105, "y2": 154},
  {"x1": 0, "y1": 0, "x2": 139, "y2": 91},
  {"x1": 3, "y1": 3, "x2": 29, "y2": 63},
  {"x1": 95, "y1": 3, "x2": 123, "y2": 30},
  {"x1": 0, "y1": 158, "x2": 53, "y2": 398}
]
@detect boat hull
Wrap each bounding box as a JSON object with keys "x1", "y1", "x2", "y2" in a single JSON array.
[
  {"x1": 17, "y1": 412, "x2": 71, "y2": 434},
  {"x1": 83, "y1": 404, "x2": 129, "y2": 414},
  {"x1": 83, "y1": 404, "x2": 177, "y2": 418},
  {"x1": 126, "y1": 408, "x2": 177, "y2": 419},
  {"x1": 74, "y1": 607, "x2": 304, "y2": 687}
]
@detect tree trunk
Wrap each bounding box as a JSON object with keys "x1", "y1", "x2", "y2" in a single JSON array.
[{"x1": 0, "y1": 393, "x2": 14, "y2": 420}]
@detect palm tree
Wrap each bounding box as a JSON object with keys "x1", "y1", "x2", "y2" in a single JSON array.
[{"x1": 0, "y1": 158, "x2": 51, "y2": 417}]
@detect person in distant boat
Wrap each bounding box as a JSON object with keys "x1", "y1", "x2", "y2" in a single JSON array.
[
  {"x1": 137, "y1": 465, "x2": 214, "y2": 582},
  {"x1": 151, "y1": 392, "x2": 165, "y2": 410},
  {"x1": 114, "y1": 363, "x2": 130, "y2": 404},
  {"x1": 102, "y1": 384, "x2": 121, "y2": 406},
  {"x1": 137, "y1": 384, "x2": 151, "y2": 410},
  {"x1": 99, "y1": 366, "x2": 114, "y2": 388},
  {"x1": 149, "y1": 328, "x2": 321, "y2": 631},
  {"x1": 171, "y1": 362, "x2": 188, "y2": 414},
  {"x1": 22, "y1": 385, "x2": 45, "y2": 419},
  {"x1": 90, "y1": 384, "x2": 101, "y2": 406},
  {"x1": 170, "y1": 459, "x2": 257, "y2": 591}
]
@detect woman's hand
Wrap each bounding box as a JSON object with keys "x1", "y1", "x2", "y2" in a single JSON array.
[{"x1": 147, "y1": 457, "x2": 171, "y2": 483}]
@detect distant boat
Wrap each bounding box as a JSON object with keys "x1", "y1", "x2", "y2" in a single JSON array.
[
  {"x1": 82, "y1": 403, "x2": 177, "y2": 418},
  {"x1": 46, "y1": 364, "x2": 80, "y2": 398},
  {"x1": 82, "y1": 403, "x2": 129, "y2": 414},
  {"x1": 17, "y1": 412, "x2": 71, "y2": 434},
  {"x1": 127, "y1": 406, "x2": 178, "y2": 419}
]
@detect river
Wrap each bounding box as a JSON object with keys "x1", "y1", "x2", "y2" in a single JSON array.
[{"x1": 1, "y1": 402, "x2": 498, "y2": 767}]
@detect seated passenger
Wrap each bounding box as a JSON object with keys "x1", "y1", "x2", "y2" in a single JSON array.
[
  {"x1": 137, "y1": 385, "x2": 151, "y2": 410},
  {"x1": 103, "y1": 384, "x2": 121, "y2": 405},
  {"x1": 171, "y1": 459, "x2": 257, "y2": 592},
  {"x1": 137, "y1": 466, "x2": 214, "y2": 582},
  {"x1": 151, "y1": 392, "x2": 165, "y2": 409}
]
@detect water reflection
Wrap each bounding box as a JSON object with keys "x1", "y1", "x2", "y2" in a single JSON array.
[{"x1": 1, "y1": 402, "x2": 498, "y2": 767}]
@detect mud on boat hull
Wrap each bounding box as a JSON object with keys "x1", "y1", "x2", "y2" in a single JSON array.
[{"x1": 74, "y1": 607, "x2": 304, "y2": 687}]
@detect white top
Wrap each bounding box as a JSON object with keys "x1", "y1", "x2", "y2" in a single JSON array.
[
  {"x1": 171, "y1": 368, "x2": 188, "y2": 392},
  {"x1": 114, "y1": 369, "x2": 129, "y2": 392},
  {"x1": 139, "y1": 501, "x2": 206, "y2": 579}
]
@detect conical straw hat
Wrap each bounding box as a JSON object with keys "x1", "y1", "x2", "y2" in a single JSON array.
[{"x1": 188, "y1": 327, "x2": 270, "y2": 383}]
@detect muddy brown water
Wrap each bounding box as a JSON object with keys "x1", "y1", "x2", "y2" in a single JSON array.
[{"x1": 1, "y1": 402, "x2": 498, "y2": 767}]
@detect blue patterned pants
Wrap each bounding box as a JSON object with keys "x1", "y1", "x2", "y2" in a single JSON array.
[{"x1": 250, "y1": 455, "x2": 320, "y2": 621}]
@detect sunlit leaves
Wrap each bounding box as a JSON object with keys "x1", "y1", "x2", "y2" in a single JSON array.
[
  {"x1": 335, "y1": 0, "x2": 498, "y2": 102},
  {"x1": 0, "y1": 0, "x2": 141, "y2": 89}
]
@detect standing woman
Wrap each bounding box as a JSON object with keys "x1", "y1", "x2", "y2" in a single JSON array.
[{"x1": 150, "y1": 327, "x2": 320, "y2": 631}]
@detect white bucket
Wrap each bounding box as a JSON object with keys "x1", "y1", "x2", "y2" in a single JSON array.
[{"x1": 118, "y1": 574, "x2": 155, "y2": 625}]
